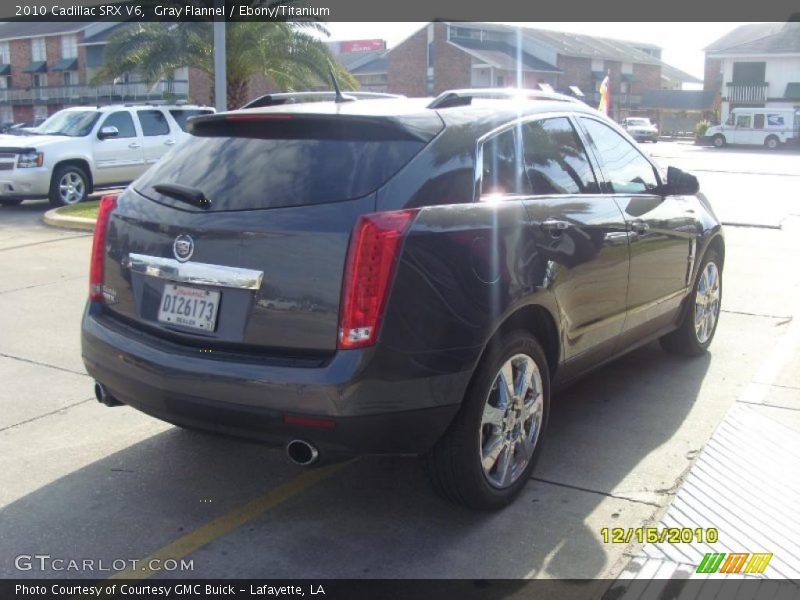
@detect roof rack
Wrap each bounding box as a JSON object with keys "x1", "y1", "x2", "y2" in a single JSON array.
[
  {"x1": 241, "y1": 91, "x2": 405, "y2": 109},
  {"x1": 427, "y1": 88, "x2": 583, "y2": 109}
]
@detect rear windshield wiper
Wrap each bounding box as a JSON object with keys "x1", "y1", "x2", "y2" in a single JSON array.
[{"x1": 152, "y1": 183, "x2": 211, "y2": 210}]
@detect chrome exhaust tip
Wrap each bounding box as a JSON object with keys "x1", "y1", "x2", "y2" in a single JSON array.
[
  {"x1": 94, "y1": 382, "x2": 122, "y2": 407},
  {"x1": 286, "y1": 439, "x2": 319, "y2": 467}
]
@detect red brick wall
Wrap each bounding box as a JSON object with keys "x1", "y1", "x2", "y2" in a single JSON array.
[
  {"x1": 557, "y1": 56, "x2": 593, "y2": 94},
  {"x1": 386, "y1": 25, "x2": 428, "y2": 97},
  {"x1": 10, "y1": 39, "x2": 32, "y2": 88},
  {"x1": 631, "y1": 63, "x2": 660, "y2": 94},
  {"x1": 188, "y1": 68, "x2": 213, "y2": 106},
  {"x1": 432, "y1": 23, "x2": 471, "y2": 94},
  {"x1": 703, "y1": 57, "x2": 722, "y2": 93},
  {"x1": 13, "y1": 105, "x2": 33, "y2": 122}
]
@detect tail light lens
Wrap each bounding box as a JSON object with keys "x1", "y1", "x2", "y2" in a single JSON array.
[
  {"x1": 89, "y1": 194, "x2": 118, "y2": 302},
  {"x1": 338, "y1": 209, "x2": 418, "y2": 349}
]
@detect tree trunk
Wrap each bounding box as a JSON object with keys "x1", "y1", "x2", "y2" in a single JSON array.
[{"x1": 227, "y1": 78, "x2": 249, "y2": 110}]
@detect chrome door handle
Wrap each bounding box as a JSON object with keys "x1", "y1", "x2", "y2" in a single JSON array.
[
  {"x1": 128, "y1": 142, "x2": 142, "y2": 149},
  {"x1": 540, "y1": 218, "x2": 571, "y2": 232},
  {"x1": 164, "y1": 139, "x2": 176, "y2": 146},
  {"x1": 630, "y1": 219, "x2": 650, "y2": 234}
]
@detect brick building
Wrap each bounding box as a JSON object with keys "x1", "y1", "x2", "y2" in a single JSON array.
[
  {"x1": 0, "y1": 22, "x2": 189, "y2": 125},
  {"x1": 372, "y1": 23, "x2": 700, "y2": 120}
]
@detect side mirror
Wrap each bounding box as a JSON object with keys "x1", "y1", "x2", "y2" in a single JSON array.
[
  {"x1": 98, "y1": 125, "x2": 119, "y2": 140},
  {"x1": 665, "y1": 166, "x2": 699, "y2": 196}
]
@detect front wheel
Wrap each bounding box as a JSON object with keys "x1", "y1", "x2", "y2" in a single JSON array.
[
  {"x1": 712, "y1": 135, "x2": 726, "y2": 148},
  {"x1": 660, "y1": 249, "x2": 722, "y2": 356},
  {"x1": 765, "y1": 136, "x2": 779, "y2": 150},
  {"x1": 425, "y1": 331, "x2": 550, "y2": 510},
  {"x1": 49, "y1": 165, "x2": 89, "y2": 208}
]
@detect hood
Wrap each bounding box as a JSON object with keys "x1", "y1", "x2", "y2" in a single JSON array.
[{"x1": 0, "y1": 133, "x2": 74, "y2": 149}]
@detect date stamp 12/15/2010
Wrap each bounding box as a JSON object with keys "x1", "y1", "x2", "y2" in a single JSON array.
[{"x1": 601, "y1": 527, "x2": 719, "y2": 545}]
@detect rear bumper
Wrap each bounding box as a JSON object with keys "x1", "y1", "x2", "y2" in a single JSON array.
[{"x1": 81, "y1": 305, "x2": 469, "y2": 456}]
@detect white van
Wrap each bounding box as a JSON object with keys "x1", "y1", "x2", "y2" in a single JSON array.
[{"x1": 705, "y1": 107, "x2": 800, "y2": 149}]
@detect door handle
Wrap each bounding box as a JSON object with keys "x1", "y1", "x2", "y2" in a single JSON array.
[
  {"x1": 629, "y1": 219, "x2": 650, "y2": 234},
  {"x1": 128, "y1": 142, "x2": 142, "y2": 149},
  {"x1": 540, "y1": 218, "x2": 571, "y2": 232},
  {"x1": 164, "y1": 139, "x2": 176, "y2": 146}
]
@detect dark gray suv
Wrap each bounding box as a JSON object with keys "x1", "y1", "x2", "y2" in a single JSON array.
[{"x1": 82, "y1": 89, "x2": 723, "y2": 509}]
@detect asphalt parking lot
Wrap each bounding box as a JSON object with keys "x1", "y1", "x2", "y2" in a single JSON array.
[{"x1": 1, "y1": 142, "x2": 799, "y2": 585}]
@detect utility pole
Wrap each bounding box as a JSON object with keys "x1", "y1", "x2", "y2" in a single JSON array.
[{"x1": 213, "y1": 0, "x2": 227, "y2": 112}]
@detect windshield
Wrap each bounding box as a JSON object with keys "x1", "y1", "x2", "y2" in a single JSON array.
[
  {"x1": 37, "y1": 111, "x2": 100, "y2": 137},
  {"x1": 626, "y1": 118, "x2": 650, "y2": 126}
]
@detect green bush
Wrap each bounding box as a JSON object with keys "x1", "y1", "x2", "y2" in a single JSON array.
[{"x1": 695, "y1": 120, "x2": 711, "y2": 138}]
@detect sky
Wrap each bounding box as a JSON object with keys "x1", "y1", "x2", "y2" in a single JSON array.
[{"x1": 323, "y1": 22, "x2": 757, "y2": 85}]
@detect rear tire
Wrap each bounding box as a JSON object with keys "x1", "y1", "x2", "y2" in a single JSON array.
[
  {"x1": 712, "y1": 135, "x2": 726, "y2": 148},
  {"x1": 426, "y1": 331, "x2": 550, "y2": 510},
  {"x1": 660, "y1": 249, "x2": 722, "y2": 356},
  {"x1": 0, "y1": 198, "x2": 23, "y2": 206},
  {"x1": 765, "y1": 136, "x2": 779, "y2": 150},
  {"x1": 49, "y1": 164, "x2": 89, "y2": 208}
]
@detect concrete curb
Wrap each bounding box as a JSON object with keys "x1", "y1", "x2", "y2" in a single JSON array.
[{"x1": 43, "y1": 207, "x2": 96, "y2": 232}]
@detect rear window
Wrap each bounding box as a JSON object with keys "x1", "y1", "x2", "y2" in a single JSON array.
[
  {"x1": 168, "y1": 109, "x2": 214, "y2": 132},
  {"x1": 135, "y1": 121, "x2": 425, "y2": 211}
]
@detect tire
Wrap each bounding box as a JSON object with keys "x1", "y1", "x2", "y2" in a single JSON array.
[
  {"x1": 0, "y1": 198, "x2": 23, "y2": 207},
  {"x1": 765, "y1": 136, "x2": 779, "y2": 150},
  {"x1": 425, "y1": 331, "x2": 550, "y2": 510},
  {"x1": 660, "y1": 249, "x2": 722, "y2": 356},
  {"x1": 712, "y1": 135, "x2": 726, "y2": 148},
  {"x1": 49, "y1": 164, "x2": 89, "y2": 208}
]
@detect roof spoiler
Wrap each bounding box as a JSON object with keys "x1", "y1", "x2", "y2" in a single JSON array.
[
  {"x1": 428, "y1": 88, "x2": 583, "y2": 109},
  {"x1": 241, "y1": 91, "x2": 405, "y2": 109}
]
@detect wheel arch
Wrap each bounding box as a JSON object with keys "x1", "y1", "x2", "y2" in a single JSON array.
[
  {"x1": 52, "y1": 158, "x2": 94, "y2": 193},
  {"x1": 484, "y1": 303, "x2": 561, "y2": 378}
]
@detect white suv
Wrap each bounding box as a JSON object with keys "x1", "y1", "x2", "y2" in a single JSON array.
[{"x1": 0, "y1": 103, "x2": 214, "y2": 207}]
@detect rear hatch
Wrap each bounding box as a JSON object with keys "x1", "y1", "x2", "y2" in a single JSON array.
[{"x1": 101, "y1": 103, "x2": 442, "y2": 357}]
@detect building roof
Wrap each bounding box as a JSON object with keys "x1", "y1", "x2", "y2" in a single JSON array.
[
  {"x1": 349, "y1": 55, "x2": 387, "y2": 75},
  {"x1": 335, "y1": 50, "x2": 385, "y2": 71},
  {"x1": 640, "y1": 89, "x2": 716, "y2": 111},
  {"x1": 521, "y1": 27, "x2": 662, "y2": 65},
  {"x1": 449, "y1": 38, "x2": 561, "y2": 73},
  {"x1": 0, "y1": 22, "x2": 90, "y2": 41},
  {"x1": 660, "y1": 62, "x2": 703, "y2": 85},
  {"x1": 705, "y1": 22, "x2": 798, "y2": 55}
]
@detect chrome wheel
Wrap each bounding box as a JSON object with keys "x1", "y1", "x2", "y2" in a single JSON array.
[
  {"x1": 695, "y1": 261, "x2": 720, "y2": 344},
  {"x1": 480, "y1": 353, "x2": 544, "y2": 489},
  {"x1": 58, "y1": 171, "x2": 85, "y2": 205}
]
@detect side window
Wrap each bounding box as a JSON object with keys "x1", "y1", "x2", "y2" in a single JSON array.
[
  {"x1": 480, "y1": 128, "x2": 528, "y2": 196},
  {"x1": 169, "y1": 109, "x2": 213, "y2": 132},
  {"x1": 100, "y1": 111, "x2": 136, "y2": 138},
  {"x1": 521, "y1": 117, "x2": 599, "y2": 195},
  {"x1": 753, "y1": 114, "x2": 765, "y2": 129},
  {"x1": 137, "y1": 110, "x2": 170, "y2": 136},
  {"x1": 736, "y1": 114, "x2": 752, "y2": 129},
  {"x1": 580, "y1": 118, "x2": 659, "y2": 194}
]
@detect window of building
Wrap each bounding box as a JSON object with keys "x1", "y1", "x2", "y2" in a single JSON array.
[
  {"x1": 0, "y1": 76, "x2": 8, "y2": 90},
  {"x1": 100, "y1": 111, "x2": 136, "y2": 138},
  {"x1": 61, "y1": 35, "x2": 78, "y2": 59},
  {"x1": 32, "y1": 73, "x2": 47, "y2": 88},
  {"x1": 580, "y1": 117, "x2": 659, "y2": 194},
  {"x1": 31, "y1": 38, "x2": 46, "y2": 62},
  {"x1": 591, "y1": 58, "x2": 604, "y2": 72},
  {"x1": 621, "y1": 62, "x2": 633, "y2": 74},
  {"x1": 137, "y1": 110, "x2": 170, "y2": 136},
  {"x1": 63, "y1": 71, "x2": 74, "y2": 86},
  {"x1": 0, "y1": 42, "x2": 10, "y2": 64},
  {"x1": 427, "y1": 41, "x2": 434, "y2": 68},
  {"x1": 481, "y1": 128, "x2": 527, "y2": 196},
  {"x1": 521, "y1": 118, "x2": 599, "y2": 195},
  {"x1": 496, "y1": 75, "x2": 505, "y2": 87}
]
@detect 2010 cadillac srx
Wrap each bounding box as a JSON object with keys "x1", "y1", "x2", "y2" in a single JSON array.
[{"x1": 81, "y1": 89, "x2": 724, "y2": 509}]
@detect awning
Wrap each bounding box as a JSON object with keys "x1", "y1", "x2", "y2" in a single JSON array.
[
  {"x1": 591, "y1": 71, "x2": 606, "y2": 80},
  {"x1": 22, "y1": 61, "x2": 47, "y2": 74},
  {"x1": 620, "y1": 73, "x2": 637, "y2": 83},
  {"x1": 785, "y1": 82, "x2": 800, "y2": 101},
  {"x1": 0, "y1": 64, "x2": 10, "y2": 76},
  {"x1": 52, "y1": 58, "x2": 78, "y2": 72}
]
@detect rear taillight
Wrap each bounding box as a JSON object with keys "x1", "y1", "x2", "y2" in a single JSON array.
[
  {"x1": 338, "y1": 209, "x2": 418, "y2": 349},
  {"x1": 89, "y1": 194, "x2": 118, "y2": 302}
]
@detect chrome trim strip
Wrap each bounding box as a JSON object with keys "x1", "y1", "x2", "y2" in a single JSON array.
[{"x1": 127, "y1": 253, "x2": 263, "y2": 290}]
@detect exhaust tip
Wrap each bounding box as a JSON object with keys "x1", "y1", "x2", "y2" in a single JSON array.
[
  {"x1": 286, "y1": 439, "x2": 319, "y2": 467},
  {"x1": 94, "y1": 382, "x2": 122, "y2": 407}
]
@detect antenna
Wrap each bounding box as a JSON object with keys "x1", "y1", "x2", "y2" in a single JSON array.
[{"x1": 328, "y1": 62, "x2": 355, "y2": 103}]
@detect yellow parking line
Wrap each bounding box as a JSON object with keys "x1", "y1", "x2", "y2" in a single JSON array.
[{"x1": 110, "y1": 462, "x2": 349, "y2": 580}]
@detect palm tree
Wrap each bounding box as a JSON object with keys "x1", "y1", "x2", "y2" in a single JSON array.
[{"x1": 92, "y1": 22, "x2": 358, "y2": 109}]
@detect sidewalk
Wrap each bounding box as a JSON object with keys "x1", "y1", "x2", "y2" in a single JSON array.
[{"x1": 607, "y1": 314, "x2": 800, "y2": 592}]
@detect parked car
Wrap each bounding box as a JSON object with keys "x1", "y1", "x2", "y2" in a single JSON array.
[
  {"x1": 82, "y1": 89, "x2": 724, "y2": 509},
  {"x1": 2, "y1": 118, "x2": 46, "y2": 135},
  {"x1": 621, "y1": 117, "x2": 659, "y2": 142},
  {"x1": 704, "y1": 107, "x2": 800, "y2": 149},
  {"x1": 0, "y1": 103, "x2": 214, "y2": 207}
]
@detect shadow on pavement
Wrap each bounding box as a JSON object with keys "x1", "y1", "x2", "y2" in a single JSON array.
[{"x1": 0, "y1": 341, "x2": 711, "y2": 581}]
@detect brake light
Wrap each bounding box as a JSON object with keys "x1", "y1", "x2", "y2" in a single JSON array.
[
  {"x1": 338, "y1": 209, "x2": 418, "y2": 349},
  {"x1": 89, "y1": 194, "x2": 118, "y2": 302},
  {"x1": 224, "y1": 114, "x2": 293, "y2": 122}
]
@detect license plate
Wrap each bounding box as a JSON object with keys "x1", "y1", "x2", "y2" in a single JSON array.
[{"x1": 157, "y1": 284, "x2": 220, "y2": 332}]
